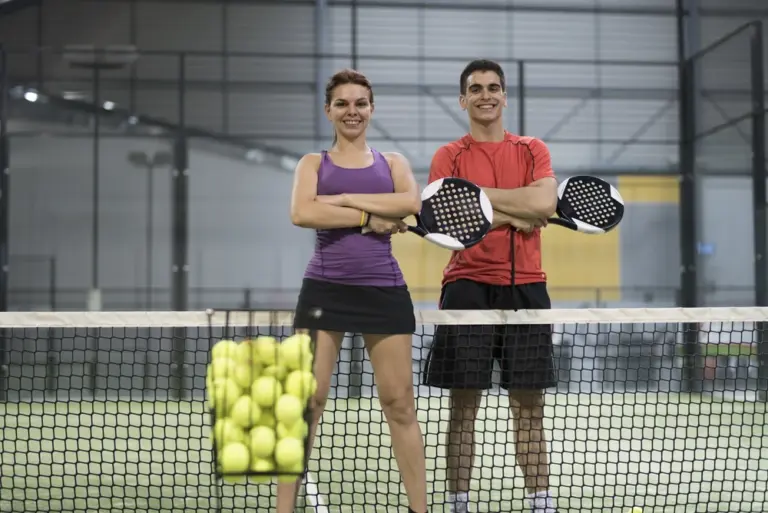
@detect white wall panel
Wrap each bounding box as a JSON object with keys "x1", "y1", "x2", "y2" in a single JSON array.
[
  {"x1": 136, "y1": 2, "x2": 222, "y2": 52},
  {"x1": 8, "y1": 134, "x2": 312, "y2": 304},
  {"x1": 0, "y1": 0, "x2": 702, "y2": 177},
  {"x1": 328, "y1": 7, "x2": 352, "y2": 55},
  {"x1": 357, "y1": 8, "x2": 422, "y2": 56},
  {"x1": 597, "y1": 15, "x2": 677, "y2": 61},
  {"x1": 511, "y1": 13, "x2": 596, "y2": 60},
  {"x1": 42, "y1": 0, "x2": 131, "y2": 47},
  {"x1": 226, "y1": 56, "x2": 315, "y2": 83},
  {"x1": 422, "y1": 10, "x2": 511, "y2": 59},
  {"x1": 226, "y1": 4, "x2": 314, "y2": 54},
  {"x1": 351, "y1": 0, "x2": 676, "y2": 6},
  {"x1": 227, "y1": 92, "x2": 314, "y2": 135}
]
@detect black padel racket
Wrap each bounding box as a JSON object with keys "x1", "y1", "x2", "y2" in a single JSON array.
[
  {"x1": 406, "y1": 177, "x2": 494, "y2": 250},
  {"x1": 549, "y1": 175, "x2": 625, "y2": 234}
]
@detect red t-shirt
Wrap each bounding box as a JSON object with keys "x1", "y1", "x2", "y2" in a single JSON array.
[{"x1": 428, "y1": 131, "x2": 555, "y2": 287}]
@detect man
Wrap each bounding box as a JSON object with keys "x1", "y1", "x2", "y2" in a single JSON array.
[{"x1": 422, "y1": 59, "x2": 559, "y2": 513}]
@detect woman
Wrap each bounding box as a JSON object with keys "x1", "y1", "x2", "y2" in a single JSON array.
[{"x1": 283, "y1": 68, "x2": 428, "y2": 513}]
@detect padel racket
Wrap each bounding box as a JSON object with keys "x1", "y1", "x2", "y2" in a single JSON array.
[
  {"x1": 548, "y1": 175, "x2": 624, "y2": 234},
  {"x1": 405, "y1": 177, "x2": 494, "y2": 251}
]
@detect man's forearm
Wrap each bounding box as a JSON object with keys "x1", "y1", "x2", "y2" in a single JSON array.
[
  {"x1": 482, "y1": 185, "x2": 557, "y2": 219},
  {"x1": 491, "y1": 210, "x2": 516, "y2": 229}
]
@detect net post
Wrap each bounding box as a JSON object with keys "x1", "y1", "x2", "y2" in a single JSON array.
[
  {"x1": 170, "y1": 123, "x2": 189, "y2": 399},
  {"x1": 677, "y1": 0, "x2": 701, "y2": 393},
  {"x1": 750, "y1": 21, "x2": 768, "y2": 401},
  {"x1": 0, "y1": 43, "x2": 7, "y2": 401}
]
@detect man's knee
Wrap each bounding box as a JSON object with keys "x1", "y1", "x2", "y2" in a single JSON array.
[
  {"x1": 449, "y1": 389, "x2": 482, "y2": 421},
  {"x1": 508, "y1": 389, "x2": 545, "y2": 419}
]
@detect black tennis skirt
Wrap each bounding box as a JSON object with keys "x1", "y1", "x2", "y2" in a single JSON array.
[{"x1": 293, "y1": 278, "x2": 416, "y2": 335}]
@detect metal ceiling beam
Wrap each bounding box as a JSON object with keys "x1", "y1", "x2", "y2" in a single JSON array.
[{"x1": 12, "y1": 78, "x2": 688, "y2": 101}]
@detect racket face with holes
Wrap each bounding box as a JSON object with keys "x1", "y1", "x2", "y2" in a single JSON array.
[
  {"x1": 554, "y1": 176, "x2": 625, "y2": 234},
  {"x1": 409, "y1": 178, "x2": 494, "y2": 250}
]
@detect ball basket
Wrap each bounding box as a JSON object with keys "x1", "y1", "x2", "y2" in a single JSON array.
[{"x1": 205, "y1": 309, "x2": 318, "y2": 485}]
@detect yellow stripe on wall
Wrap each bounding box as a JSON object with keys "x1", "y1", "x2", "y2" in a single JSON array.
[
  {"x1": 618, "y1": 175, "x2": 679, "y2": 204},
  {"x1": 392, "y1": 216, "x2": 451, "y2": 303},
  {"x1": 541, "y1": 225, "x2": 621, "y2": 302}
]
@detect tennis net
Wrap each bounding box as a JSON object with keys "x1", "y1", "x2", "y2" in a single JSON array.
[{"x1": 1, "y1": 307, "x2": 767, "y2": 513}]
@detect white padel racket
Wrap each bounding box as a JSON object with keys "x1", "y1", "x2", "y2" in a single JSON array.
[
  {"x1": 548, "y1": 175, "x2": 625, "y2": 234},
  {"x1": 406, "y1": 177, "x2": 494, "y2": 250}
]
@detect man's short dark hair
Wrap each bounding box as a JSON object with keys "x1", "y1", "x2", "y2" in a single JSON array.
[{"x1": 459, "y1": 59, "x2": 506, "y2": 95}]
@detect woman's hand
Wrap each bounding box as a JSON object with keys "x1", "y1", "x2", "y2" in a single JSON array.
[{"x1": 364, "y1": 214, "x2": 408, "y2": 234}]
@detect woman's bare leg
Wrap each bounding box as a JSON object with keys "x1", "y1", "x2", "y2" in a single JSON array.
[
  {"x1": 365, "y1": 333, "x2": 427, "y2": 513},
  {"x1": 276, "y1": 330, "x2": 343, "y2": 513}
]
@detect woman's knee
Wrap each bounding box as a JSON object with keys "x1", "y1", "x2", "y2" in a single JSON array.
[{"x1": 379, "y1": 386, "x2": 417, "y2": 426}]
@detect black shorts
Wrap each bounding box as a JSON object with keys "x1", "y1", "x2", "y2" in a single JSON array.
[
  {"x1": 293, "y1": 278, "x2": 416, "y2": 335},
  {"x1": 422, "y1": 279, "x2": 556, "y2": 391}
]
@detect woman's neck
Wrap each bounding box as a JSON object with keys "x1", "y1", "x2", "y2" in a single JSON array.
[{"x1": 332, "y1": 136, "x2": 369, "y2": 153}]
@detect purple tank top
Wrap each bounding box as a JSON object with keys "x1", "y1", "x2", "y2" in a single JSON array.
[{"x1": 304, "y1": 149, "x2": 406, "y2": 287}]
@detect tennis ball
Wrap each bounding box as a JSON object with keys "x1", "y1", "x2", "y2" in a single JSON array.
[
  {"x1": 252, "y1": 336, "x2": 279, "y2": 366},
  {"x1": 277, "y1": 421, "x2": 308, "y2": 440},
  {"x1": 235, "y1": 339, "x2": 257, "y2": 362},
  {"x1": 262, "y1": 363, "x2": 288, "y2": 381},
  {"x1": 280, "y1": 333, "x2": 313, "y2": 371},
  {"x1": 256, "y1": 409, "x2": 276, "y2": 428},
  {"x1": 275, "y1": 395, "x2": 304, "y2": 426},
  {"x1": 249, "y1": 458, "x2": 275, "y2": 483},
  {"x1": 211, "y1": 418, "x2": 246, "y2": 449},
  {"x1": 284, "y1": 370, "x2": 317, "y2": 402},
  {"x1": 208, "y1": 378, "x2": 242, "y2": 414},
  {"x1": 229, "y1": 395, "x2": 261, "y2": 429},
  {"x1": 274, "y1": 437, "x2": 304, "y2": 469},
  {"x1": 208, "y1": 358, "x2": 238, "y2": 381},
  {"x1": 233, "y1": 361, "x2": 261, "y2": 389},
  {"x1": 250, "y1": 425, "x2": 277, "y2": 459},
  {"x1": 219, "y1": 442, "x2": 250, "y2": 474},
  {"x1": 211, "y1": 339, "x2": 239, "y2": 361},
  {"x1": 251, "y1": 376, "x2": 283, "y2": 408},
  {"x1": 628, "y1": 509, "x2": 643, "y2": 513}
]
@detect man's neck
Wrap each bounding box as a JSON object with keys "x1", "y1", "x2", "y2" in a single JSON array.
[{"x1": 469, "y1": 122, "x2": 506, "y2": 142}]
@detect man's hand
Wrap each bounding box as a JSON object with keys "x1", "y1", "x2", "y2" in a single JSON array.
[{"x1": 494, "y1": 210, "x2": 548, "y2": 234}]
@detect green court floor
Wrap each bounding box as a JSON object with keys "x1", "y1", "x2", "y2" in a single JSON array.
[{"x1": 1, "y1": 393, "x2": 766, "y2": 512}]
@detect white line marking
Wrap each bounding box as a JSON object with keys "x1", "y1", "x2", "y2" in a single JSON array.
[{"x1": 304, "y1": 472, "x2": 329, "y2": 513}]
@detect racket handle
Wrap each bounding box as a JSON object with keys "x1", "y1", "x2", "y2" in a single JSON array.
[
  {"x1": 406, "y1": 225, "x2": 428, "y2": 237},
  {"x1": 547, "y1": 217, "x2": 577, "y2": 230},
  {"x1": 549, "y1": 217, "x2": 609, "y2": 235}
]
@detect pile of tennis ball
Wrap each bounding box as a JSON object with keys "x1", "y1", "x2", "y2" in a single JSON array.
[{"x1": 206, "y1": 332, "x2": 317, "y2": 483}]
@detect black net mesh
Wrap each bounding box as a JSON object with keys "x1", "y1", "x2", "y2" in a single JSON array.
[{"x1": 0, "y1": 311, "x2": 767, "y2": 513}]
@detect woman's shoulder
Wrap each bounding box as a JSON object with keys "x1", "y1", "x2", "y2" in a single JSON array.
[{"x1": 298, "y1": 152, "x2": 324, "y2": 170}]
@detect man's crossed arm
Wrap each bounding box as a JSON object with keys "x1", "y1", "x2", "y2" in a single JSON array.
[{"x1": 482, "y1": 176, "x2": 558, "y2": 221}]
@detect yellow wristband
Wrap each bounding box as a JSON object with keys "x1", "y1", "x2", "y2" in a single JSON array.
[{"x1": 360, "y1": 211, "x2": 367, "y2": 227}]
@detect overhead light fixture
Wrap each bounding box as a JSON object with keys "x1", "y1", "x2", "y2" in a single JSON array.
[
  {"x1": 245, "y1": 149, "x2": 264, "y2": 163},
  {"x1": 280, "y1": 156, "x2": 298, "y2": 171},
  {"x1": 62, "y1": 91, "x2": 86, "y2": 100}
]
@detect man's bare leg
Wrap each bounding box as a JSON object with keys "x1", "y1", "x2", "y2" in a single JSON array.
[
  {"x1": 446, "y1": 388, "x2": 483, "y2": 512},
  {"x1": 509, "y1": 389, "x2": 556, "y2": 513}
]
